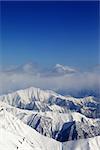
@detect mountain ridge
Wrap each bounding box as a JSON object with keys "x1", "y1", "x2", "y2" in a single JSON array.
[{"x1": 0, "y1": 86, "x2": 100, "y2": 149}]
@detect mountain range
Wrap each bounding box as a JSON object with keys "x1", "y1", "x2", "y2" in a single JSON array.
[{"x1": 0, "y1": 86, "x2": 100, "y2": 150}]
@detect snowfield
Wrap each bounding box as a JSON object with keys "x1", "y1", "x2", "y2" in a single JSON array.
[
  {"x1": 0, "y1": 109, "x2": 100, "y2": 150},
  {"x1": 63, "y1": 136, "x2": 100, "y2": 150},
  {"x1": 0, "y1": 86, "x2": 100, "y2": 150},
  {"x1": 0, "y1": 109, "x2": 62, "y2": 150}
]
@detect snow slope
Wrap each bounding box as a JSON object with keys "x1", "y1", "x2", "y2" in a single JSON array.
[
  {"x1": 63, "y1": 136, "x2": 100, "y2": 150},
  {"x1": 0, "y1": 101, "x2": 100, "y2": 142},
  {"x1": 0, "y1": 109, "x2": 61, "y2": 150},
  {"x1": 0, "y1": 87, "x2": 99, "y2": 118},
  {"x1": 0, "y1": 86, "x2": 100, "y2": 150},
  {"x1": 0, "y1": 108, "x2": 100, "y2": 150}
]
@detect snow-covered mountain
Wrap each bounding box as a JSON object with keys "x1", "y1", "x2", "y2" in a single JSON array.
[
  {"x1": 62, "y1": 136, "x2": 100, "y2": 150},
  {"x1": 0, "y1": 101, "x2": 100, "y2": 142},
  {"x1": 0, "y1": 109, "x2": 61, "y2": 150},
  {"x1": 0, "y1": 108, "x2": 99, "y2": 150},
  {"x1": 0, "y1": 86, "x2": 100, "y2": 149},
  {"x1": 53, "y1": 64, "x2": 77, "y2": 75},
  {"x1": 0, "y1": 87, "x2": 99, "y2": 118}
]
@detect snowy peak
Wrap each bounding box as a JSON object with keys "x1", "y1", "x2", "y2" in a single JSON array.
[
  {"x1": 54, "y1": 64, "x2": 77, "y2": 74},
  {"x1": 0, "y1": 100, "x2": 100, "y2": 143},
  {"x1": 0, "y1": 86, "x2": 100, "y2": 149},
  {"x1": 0, "y1": 109, "x2": 61, "y2": 150},
  {"x1": 0, "y1": 86, "x2": 57, "y2": 104},
  {"x1": 0, "y1": 86, "x2": 99, "y2": 118},
  {"x1": 0, "y1": 108, "x2": 99, "y2": 150}
]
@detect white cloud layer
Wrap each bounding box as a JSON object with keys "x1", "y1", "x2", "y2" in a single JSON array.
[{"x1": 0, "y1": 63, "x2": 100, "y2": 96}]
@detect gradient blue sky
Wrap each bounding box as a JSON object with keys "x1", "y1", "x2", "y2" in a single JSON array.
[{"x1": 1, "y1": 1, "x2": 99, "y2": 69}]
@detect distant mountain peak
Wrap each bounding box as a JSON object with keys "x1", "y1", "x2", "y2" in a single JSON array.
[{"x1": 54, "y1": 64, "x2": 77, "y2": 74}]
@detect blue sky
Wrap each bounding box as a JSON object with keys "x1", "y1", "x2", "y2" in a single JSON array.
[{"x1": 1, "y1": 1, "x2": 99, "y2": 69}]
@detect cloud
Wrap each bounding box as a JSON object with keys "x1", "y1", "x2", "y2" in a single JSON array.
[
  {"x1": 0, "y1": 63, "x2": 99, "y2": 96},
  {"x1": 37, "y1": 64, "x2": 77, "y2": 78}
]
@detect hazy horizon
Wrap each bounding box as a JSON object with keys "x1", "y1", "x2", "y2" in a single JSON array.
[{"x1": 0, "y1": 1, "x2": 99, "y2": 95}]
